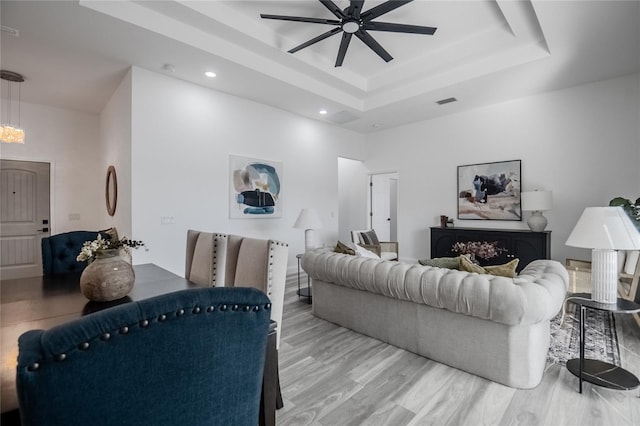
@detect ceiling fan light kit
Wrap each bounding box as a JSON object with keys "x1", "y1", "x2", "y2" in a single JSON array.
[{"x1": 261, "y1": 0, "x2": 436, "y2": 67}]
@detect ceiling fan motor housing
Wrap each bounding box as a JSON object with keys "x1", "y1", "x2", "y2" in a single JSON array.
[{"x1": 342, "y1": 20, "x2": 360, "y2": 34}]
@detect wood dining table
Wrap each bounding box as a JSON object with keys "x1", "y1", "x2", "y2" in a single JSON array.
[{"x1": 1, "y1": 264, "x2": 280, "y2": 425}]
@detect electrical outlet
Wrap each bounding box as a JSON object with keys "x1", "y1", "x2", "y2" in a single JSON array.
[
  {"x1": 68, "y1": 213, "x2": 80, "y2": 221},
  {"x1": 160, "y1": 216, "x2": 175, "y2": 225}
]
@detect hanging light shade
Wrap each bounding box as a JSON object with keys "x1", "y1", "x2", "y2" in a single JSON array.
[{"x1": 1, "y1": 70, "x2": 25, "y2": 144}]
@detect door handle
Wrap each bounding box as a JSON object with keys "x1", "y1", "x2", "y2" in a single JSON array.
[{"x1": 41, "y1": 228, "x2": 49, "y2": 232}]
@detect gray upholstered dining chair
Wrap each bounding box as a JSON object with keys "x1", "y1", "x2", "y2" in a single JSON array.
[
  {"x1": 16, "y1": 287, "x2": 272, "y2": 426},
  {"x1": 185, "y1": 230, "x2": 289, "y2": 348}
]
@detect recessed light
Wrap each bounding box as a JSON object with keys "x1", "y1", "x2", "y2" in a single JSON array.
[
  {"x1": 319, "y1": 109, "x2": 328, "y2": 115},
  {"x1": 205, "y1": 71, "x2": 217, "y2": 78}
]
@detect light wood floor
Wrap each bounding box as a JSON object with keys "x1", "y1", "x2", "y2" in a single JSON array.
[{"x1": 276, "y1": 275, "x2": 640, "y2": 426}]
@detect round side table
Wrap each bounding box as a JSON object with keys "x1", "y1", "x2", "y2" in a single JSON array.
[{"x1": 565, "y1": 293, "x2": 640, "y2": 393}]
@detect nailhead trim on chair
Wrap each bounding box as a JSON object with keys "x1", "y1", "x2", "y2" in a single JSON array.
[
  {"x1": 211, "y1": 233, "x2": 228, "y2": 287},
  {"x1": 25, "y1": 303, "x2": 270, "y2": 373}
]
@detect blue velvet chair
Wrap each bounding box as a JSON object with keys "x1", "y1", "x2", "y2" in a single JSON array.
[
  {"x1": 16, "y1": 287, "x2": 271, "y2": 426},
  {"x1": 41, "y1": 230, "x2": 106, "y2": 275}
]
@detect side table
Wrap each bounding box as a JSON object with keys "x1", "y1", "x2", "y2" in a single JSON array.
[
  {"x1": 565, "y1": 293, "x2": 640, "y2": 393},
  {"x1": 296, "y1": 253, "x2": 312, "y2": 304}
]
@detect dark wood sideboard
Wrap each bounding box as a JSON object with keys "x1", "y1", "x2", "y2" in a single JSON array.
[{"x1": 430, "y1": 227, "x2": 551, "y2": 272}]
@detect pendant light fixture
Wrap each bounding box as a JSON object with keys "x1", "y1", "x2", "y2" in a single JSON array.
[{"x1": 1, "y1": 70, "x2": 25, "y2": 144}]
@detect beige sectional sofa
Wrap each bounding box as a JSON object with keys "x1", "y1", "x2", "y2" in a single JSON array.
[{"x1": 302, "y1": 249, "x2": 569, "y2": 389}]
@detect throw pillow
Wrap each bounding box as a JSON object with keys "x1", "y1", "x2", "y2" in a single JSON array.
[
  {"x1": 334, "y1": 240, "x2": 356, "y2": 256},
  {"x1": 361, "y1": 230, "x2": 380, "y2": 245},
  {"x1": 484, "y1": 259, "x2": 520, "y2": 278},
  {"x1": 419, "y1": 257, "x2": 461, "y2": 270},
  {"x1": 356, "y1": 244, "x2": 380, "y2": 259},
  {"x1": 459, "y1": 255, "x2": 487, "y2": 274},
  {"x1": 459, "y1": 256, "x2": 520, "y2": 278}
]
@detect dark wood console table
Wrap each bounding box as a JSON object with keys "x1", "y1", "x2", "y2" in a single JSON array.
[{"x1": 430, "y1": 227, "x2": 551, "y2": 272}]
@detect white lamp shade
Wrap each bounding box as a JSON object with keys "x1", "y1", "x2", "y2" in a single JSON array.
[
  {"x1": 521, "y1": 190, "x2": 553, "y2": 211},
  {"x1": 565, "y1": 207, "x2": 640, "y2": 250},
  {"x1": 293, "y1": 208, "x2": 322, "y2": 230}
]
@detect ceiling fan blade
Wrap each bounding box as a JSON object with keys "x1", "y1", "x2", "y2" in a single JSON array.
[
  {"x1": 288, "y1": 27, "x2": 343, "y2": 54},
  {"x1": 335, "y1": 32, "x2": 353, "y2": 67},
  {"x1": 363, "y1": 21, "x2": 437, "y2": 35},
  {"x1": 319, "y1": 0, "x2": 346, "y2": 19},
  {"x1": 361, "y1": 0, "x2": 413, "y2": 21},
  {"x1": 260, "y1": 14, "x2": 341, "y2": 26},
  {"x1": 355, "y1": 30, "x2": 393, "y2": 62},
  {"x1": 346, "y1": 0, "x2": 365, "y2": 19}
]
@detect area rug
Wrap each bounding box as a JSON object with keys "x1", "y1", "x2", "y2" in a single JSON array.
[{"x1": 547, "y1": 303, "x2": 621, "y2": 366}]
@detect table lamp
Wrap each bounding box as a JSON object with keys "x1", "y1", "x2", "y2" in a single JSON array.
[
  {"x1": 565, "y1": 206, "x2": 640, "y2": 303},
  {"x1": 521, "y1": 190, "x2": 553, "y2": 232},
  {"x1": 293, "y1": 208, "x2": 322, "y2": 251}
]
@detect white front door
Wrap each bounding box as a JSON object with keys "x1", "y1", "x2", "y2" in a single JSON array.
[{"x1": 0, "y1": 159, "x2": 51, "y2": 279}]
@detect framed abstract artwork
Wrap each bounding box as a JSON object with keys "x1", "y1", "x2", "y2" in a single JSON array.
[
  {"x1": 229, "y1": 155, "x2": 282, "y2": 218},
  {"x1": 457, "y1": 160, "x2": 521, "y2": 221}
]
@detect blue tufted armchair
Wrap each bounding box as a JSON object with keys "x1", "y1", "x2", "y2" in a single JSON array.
[
  {"x1": 16, "y1": 287, "x2": 271, "y2": 426},
  {"x1": 41, "y1": 230, "x2": 108, "y2": 276}
]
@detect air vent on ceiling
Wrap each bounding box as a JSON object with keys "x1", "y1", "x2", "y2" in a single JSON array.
[
  {"x1": 436, "y1": 97, "x2": 457, "y2": 105},
  {"x1": 325, "y1": 110, "x2": 360, "y2": 124},
  {"x1": 1, "y1": 25, "x2": 19, "y2": 37}
]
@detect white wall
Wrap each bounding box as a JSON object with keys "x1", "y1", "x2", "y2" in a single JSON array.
[
  {"x1": 129, "y1": 67, "x2": 366, "y2": 275},
  {"x1": 0, "y1": 101, "x2": 104, "y2": 234},
  {"x1": 365, "y1": 73, "x2": 640, "y2": 264},
  {"x1": 99, "y1": 70, "x2": 132, "y2": 238}
]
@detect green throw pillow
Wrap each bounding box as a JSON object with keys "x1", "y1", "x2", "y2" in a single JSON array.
[
  {"x1": 459, "y1": 255, "x2": 487, "y2": 274},
  {"x1": 334, "y1": 240, "x2": 356, "y2": 256},
  {"x1": 484, "y1": 259, "x2": 519, "y2": 278},
  {"x1": 459, "y1": 256, "x2": 520, "y2": 278},
  {"x1": 419, "y1": 256, "x2": 461, "y2": 270}
]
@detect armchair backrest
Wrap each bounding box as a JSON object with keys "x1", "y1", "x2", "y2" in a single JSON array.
[
  {"x1": 16, "y1": 287, "x2": 271, "y2": 426},
  {"x1": 41, "y1": 230, "x2": 107, "y2": 276},
  {"x1": 351, "y1": 229, "x2": 380, "y2": 246},
  {"x1": 185, "y1": 230, "x2": 288, "y2": 347}
]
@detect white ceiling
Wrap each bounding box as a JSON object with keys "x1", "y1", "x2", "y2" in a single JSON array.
[{"x1": 1, "y1": 0, "x2": 639, "y2": 133}]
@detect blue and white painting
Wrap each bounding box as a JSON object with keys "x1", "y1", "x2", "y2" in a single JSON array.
[
  {"x1": 457, "y1": 160, "x2": 521, "y2": 221},
  {"x1": 230, "y1": 155, "x2": 282, "y2": 218}
]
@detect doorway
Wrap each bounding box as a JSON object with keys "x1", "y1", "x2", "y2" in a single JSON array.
[
  {"x1": 369, "y1": 172, "x2": 398, "y2": 241},
  {"x1": 0, "y1": 159, "x2": 51, "y2": 279}
]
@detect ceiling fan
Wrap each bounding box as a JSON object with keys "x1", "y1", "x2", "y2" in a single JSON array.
[{"x1": 260, "y1": 0, "x2": 437, "y2": 67}]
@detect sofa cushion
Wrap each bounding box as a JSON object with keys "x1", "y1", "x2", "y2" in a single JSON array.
[{"x1": 419, "y1": 256, "x2": 461, "y2": 269}]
